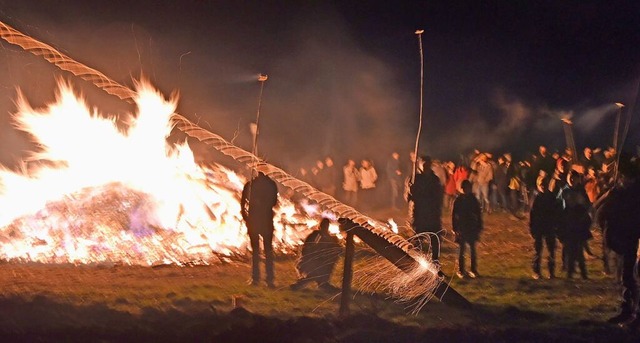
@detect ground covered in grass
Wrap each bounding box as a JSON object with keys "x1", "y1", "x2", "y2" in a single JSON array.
[{"x1": 0, "y1": 209, "x2": 638, "y2": 342}]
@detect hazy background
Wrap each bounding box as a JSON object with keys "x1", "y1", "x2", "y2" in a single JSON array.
[{"x1": 0, "y1": 0, "x2": 638, "y2": 174}]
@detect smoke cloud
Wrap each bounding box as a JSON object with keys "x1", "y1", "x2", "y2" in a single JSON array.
[{"x1": 0, "y1": 1, "x2": 637, "y2": 173}]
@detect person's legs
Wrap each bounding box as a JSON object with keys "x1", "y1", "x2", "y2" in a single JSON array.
[
  {"x1": 469, "y1": 241, "x2": 478, "y2": 275},
  {"x1": 458, "y1": 241, "x2": 466, "y2": 274},
  {"x1": 566, "y1": 241, "x2": 580, "y2": 278},
  {"x1": 389, "y1": 179, "x2": 399, "y2": 209},
  {"x1": 498, "y1": 187, "x2": 508, "y2": 211},
  {"x1": 509, "y1": 189, "x2": 519, "y2": 214},
  {"x1": 430, "y1": 231, "x2": 440, "y2": 262},
  {"x1": 490, "y1": 184, "x2": 498, "y2": 211},
  {"x1": 480, "y1": 183, "x2": 491, "y2": 212},
  {"x1": 262, "y1": 229, "x2": 275, "y2": 287},
  {"x1": 609, "y1": 245, "x2": 640, "y2": 324},
  {"x1": 248, "y1": 230, "x2": 261, "y2": 284},
  {"x1": 532, "y1": 235, "x2": 543, "y2": 278},
  {"x1": 577, "y1": 241, "x2": 588, "y2": 279},
  {"x1": 545, "y1": 233, "x2": 557, "y2": 278},
  {"x1": 344, "y1": 191, "x2": 356, "y2": 206}
]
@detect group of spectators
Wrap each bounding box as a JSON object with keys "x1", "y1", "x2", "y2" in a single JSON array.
[
  {"x1": 293, "y1": 145, "x2": 618, "y2": 219},
  {"x1": 405, "y1": 145, "x2": 640, "y2": 330},
  {"x1": 407, "y1": 145, "x2": 621, "y2": 281},
  {"x1": 243, "y1": 144, "x2": 640, "y2": 329},
  {"x1": 295, "y1": 155, "x2": 383, "y2": 211}
]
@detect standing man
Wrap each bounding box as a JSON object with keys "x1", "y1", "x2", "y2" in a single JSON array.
[
  {"x1": 474, "y1": 153, "x2": 494, "y2": 213},
  {"x1": 407, "y1": 155, "x2": 444, "y2": 265},
  {"x1": 452, "y1": 180, "x2": 483, "y2": 278},
  {"x1": 241, "y1": 171, "x2": 279, "y2": 287},
  {"x1": 557, "y1": 171, "x2": 592, "y2": 279},
  {"x1": 598, "y1": 156, "x2": 640, "y2": 327},
  {"x1": 529, "y1": 176, "x2": 560, "y2": 280},
  {"x1": 323, "y1": 156, "x2": 338, "y2": 196}
]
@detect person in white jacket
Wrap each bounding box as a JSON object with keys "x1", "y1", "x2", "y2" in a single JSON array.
[
  {"x1": 359, "y1": 159, "x2": 378, "y2": 211},
  {"x1": 342, "y1": 159, "x2": 360, "y2": 206}
]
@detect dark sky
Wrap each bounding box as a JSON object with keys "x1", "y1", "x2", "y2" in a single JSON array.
[{"x1": 0, "y1": 0, "x2": 638, "y2": 171}]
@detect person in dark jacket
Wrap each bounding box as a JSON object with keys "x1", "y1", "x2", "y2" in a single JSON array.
[
  {"x1": 452, "y1": 180, "x2": 483, "y2": 278},
  {"x1": 597, "y1": 156, "x2": 640, "y2": 327},
  {"x1": 557, "y1": 171, "x2": 592, "y2": 279},
  {"x1": 529, "y1": 176, "x2": 561, "y2": 279},
  {"x1": 241, "y1": 171, "x2": 278, "y2": 287},
  {"x1": 290, "y1": 218, "x2": 342, "y2": 291},
  {"x1": 407, "y1": 155, "x2": 444, "y2": 264}
]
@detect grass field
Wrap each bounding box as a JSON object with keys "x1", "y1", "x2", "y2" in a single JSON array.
[{"x1": 0, "y1": 208, "x2": 638, "y2": 342}]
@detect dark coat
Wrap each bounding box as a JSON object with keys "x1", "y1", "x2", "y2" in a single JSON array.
[
  {"x1": 529, "y1": 191, "x2": 561, "y2": 237},
  {"x1": 599, "y1": 181, "x2": 640, "y2": 254},
  {"x1": 241, "y1": 173, "x2": 278, "y2": 234},
  {"x1": 557, "y1": 186, "x2": 592, "y2": 243},
  {"x1": 408, "y1": 170, "x2": 443, "y2": 233},
  {"x1": 296, "y1": 230, "x2": 342, "y2": 278},
  {"x1": 452, "y1": 193, "x2": 483, "y2": 242}
]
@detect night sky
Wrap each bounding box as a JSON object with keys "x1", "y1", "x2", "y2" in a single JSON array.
[{"x1": 0, "y1": 0, "x2": 638, "y2": 171}]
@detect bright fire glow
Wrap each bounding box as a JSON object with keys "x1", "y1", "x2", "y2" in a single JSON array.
[{"x1": 0, "y1": 80, "x2": 318, "y2": 265}]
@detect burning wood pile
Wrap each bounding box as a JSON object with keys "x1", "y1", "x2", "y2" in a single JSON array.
[{"x1": 0, "y1": 20, "x2": 466, "y2": 310}]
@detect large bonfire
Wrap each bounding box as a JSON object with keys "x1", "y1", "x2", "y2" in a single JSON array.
[{"x1": 0, "y1": 80, "x2": 315, "y2": 265}]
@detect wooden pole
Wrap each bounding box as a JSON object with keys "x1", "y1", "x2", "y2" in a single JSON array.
[
  {"x1": 613, "y1": 105, "x2": 623, "y2": 151},
  {"x1": 412, "y1": 29, "x2": 425, "y2": 184},
  {"x1": 339, "y1": 230, "x2": 355, "y2": 317}
]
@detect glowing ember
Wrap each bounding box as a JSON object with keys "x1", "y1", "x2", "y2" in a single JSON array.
[{"x1": 0, "y1": 80, "x2": 315, "y2": 265}]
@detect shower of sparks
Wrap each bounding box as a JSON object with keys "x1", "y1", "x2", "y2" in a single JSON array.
[{"x1": 354, "y1": 253, "x2": 442, "y2": 315}]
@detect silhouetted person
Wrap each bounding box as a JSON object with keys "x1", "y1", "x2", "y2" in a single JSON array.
[
  {"x1": 290, "y1": 218, "x2": 342, "y2": 291},
  {"x1": 529, "y1": 176, "x2": 560, "y2": 279},
  {"x1": 241, "y1": 171, "x2": 278, "y2": 287},
  {"x1": 407, "y1": 155, "x2": 444, "y2": 264},
  {"x1": 598, "y1": 156, "x2": 640, "y2": 327},
  {"x1": 557, "y1": 171, "x2": 592, "y2": 279},
  {"x1": 452, "y1": 180, "x2": 483, "y2": 278}
]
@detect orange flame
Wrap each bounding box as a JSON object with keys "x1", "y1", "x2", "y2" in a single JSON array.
[{"x1": 0, "y1": 80, "x2": 316, "y2": 265}]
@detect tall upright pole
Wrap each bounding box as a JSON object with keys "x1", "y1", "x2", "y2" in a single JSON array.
[
  {"x1": 246, "y1": 74, "x2": 268, "y2": 214},
  {"x1": 561, "y1": 117, "x2": 577, "y2": 166},
  {"x1": 412, "y1": 29, "x2": 425, "y2": 184},
  {"x1": 613, "y1": 102, "x2": 624, "y2": 151},
  {"x1": 252, "y1": 74, "x2": 268, "y2": 159}
]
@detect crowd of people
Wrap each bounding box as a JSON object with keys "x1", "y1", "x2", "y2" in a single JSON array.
[
  {"x1": 240, "y1": 144, "x2": 640, "y2": 328},
  {"x1": 291, "y1": 145, "x2": 617, "y2": 217}
]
